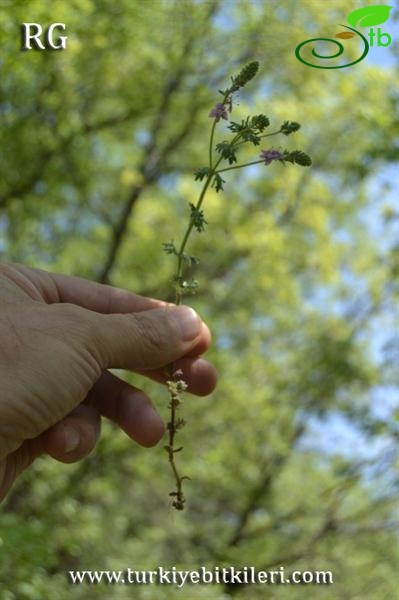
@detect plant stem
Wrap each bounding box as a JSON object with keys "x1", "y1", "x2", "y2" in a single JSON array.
[
  {"x1": 175, "y1": 173, "x2": 211, "y2": 303},
  {"x1": 166, "y1": 116, "x2": 225, "y2": 508},
  {"x1": 216, "y1": 159, "x2": 264, "y2": 174},
  {"x1": 166, "y1": 107, "x2": 275, "y2": 508},
  {"x1": 209, "y1": 119, "x2": 217, "y2": 170},
  {"x1": 165, "y1": 373, "x2": 186, "y2": 510},
  {"x1": 235, "y1": 128, "x2": 283, "y2": 148}
]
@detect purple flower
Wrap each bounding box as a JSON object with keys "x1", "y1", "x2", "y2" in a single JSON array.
[
  {"x1": 208, "y1": 102, "x2": 228, "y2": 121},
  {"x1": 259, "y1": 149, "x2": 284, "y2": 165}
]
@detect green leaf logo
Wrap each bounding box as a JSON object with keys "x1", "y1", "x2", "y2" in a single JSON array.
[{"x1": 347, "y1": 5, "x2": 392, "y2": 28}]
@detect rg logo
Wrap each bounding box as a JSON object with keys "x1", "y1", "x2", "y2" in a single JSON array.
[{"x1": 20, "y1": 23, "x2": 67, "y2": 51}]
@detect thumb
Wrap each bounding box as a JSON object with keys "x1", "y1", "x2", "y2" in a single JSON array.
[{"x1": 90, "y1": 305, "x2": 204, "y2": 371}]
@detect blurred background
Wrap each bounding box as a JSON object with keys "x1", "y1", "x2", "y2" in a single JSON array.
[{"x1": 0, "y1": 0, "x2": 398, "y2": 598}]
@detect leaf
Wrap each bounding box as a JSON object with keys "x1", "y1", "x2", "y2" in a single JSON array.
[
  {"x1": 182, "y1": 253, "x2": 200, "y2": 265},
  {"x1": 194, "y1": 167, "x2": 211, "y2": 181},
  {"x1": 212, "y1": 172, "x2": 226, "y2": 192},
  {"x1": 162, "y1": 241, "x2": 178, "y2": 255},
  {"x1": 335, "y1": 32, "x2": 356, "y2": 39},
  {"x1": 347, "y1": 5, "x2": 392, "y2": 28}
]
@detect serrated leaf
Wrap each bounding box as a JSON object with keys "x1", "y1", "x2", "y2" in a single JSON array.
[
  {"x1": 162, "y1": 241, "x2": 178, "y2": 255},
  {"x1": 335, "y1": 32, "x2": 356, "y2": 39},
  {"x1": 194, "y1": 167, "x2": 211, "y2": 181},
  {"x1": 182, "y1": 253, "x2": 200, "y2": 265},
  {"x1": 347, "y1": 5, "x2": 392, "y2": 28}
]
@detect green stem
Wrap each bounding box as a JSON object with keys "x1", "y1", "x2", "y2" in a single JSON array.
[
  {"x1": 174, "y1": 153, "x2": 224, "y2": 304},
  {"x1": 237, "y1": 128, "x2": 282, "y2": 146},
  {"x1": 166, "y1": 111, "x2": 226, "y2": 508},
  {"x1": 216, "y1": 159, "x2": 264, "y2": 174},
  {"x1": 214, "y1": 129, "x2": 284, "y2": 175},
  {"x1": 209, "y1": 119, "x2": 217, "y2": 169},
  {"x1": 209, "y1": 91, "x2": 232, "y2": 170},
  {"x1": 166, "y1": 100, "x2": 278, "y2": 507}
]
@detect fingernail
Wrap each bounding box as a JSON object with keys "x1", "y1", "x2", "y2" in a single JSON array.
[
  {"x1": 171, "y1": 306, "x2": 202, "y2": 342},
  {"x1": 63, "y1": 426, "x2": 80, "y2": 453}
]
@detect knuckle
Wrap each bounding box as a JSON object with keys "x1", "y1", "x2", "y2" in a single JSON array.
[
  {"x1": 129, "y1": 310, "x2": 176, "y2": 354},
  {"x1": 51, "y1": 302, "x2": 90, "y2": 329},
  {"x1": 56, "y1": 302, "x2": 85, "y2": 320},
  {"x1": 46, "y1": 303, "x2": 97, "y2": 346}
]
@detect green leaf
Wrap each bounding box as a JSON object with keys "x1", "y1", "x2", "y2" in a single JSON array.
[
  {"x1": 189, "y1": 203, "x2": 208, "y2": 232},
  {"x1": 228, "y1": 118, "x2": 250, "y2": 133},
  {"x1": 182, "y1": 253, "x2": 200, "y2": 265},
  {"x1": 212, "y1": 173, "x2": 226, "y2": 192},
  {"x1": 215, "y1": 141, "x2": 238, "y2": 164},
  {"x1": 194, "y1": 167, "x2": 211, "y2": 181},
  {"x1": 347, "y1": 5, "x2": 392, "y2": 28},
  {"x1": 162, "y1": 241, "x2": 178, "y2": 255}
]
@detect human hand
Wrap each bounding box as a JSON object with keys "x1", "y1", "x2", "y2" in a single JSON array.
[{"x1": 0, "y1": 263, "x2": 217, "y2": 501}]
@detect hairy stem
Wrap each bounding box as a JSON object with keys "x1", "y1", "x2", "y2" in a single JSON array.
[
  {"x1": 165, "y1": 371, "x2": 187, "y2": 510},
  {"x1": 165, "y1": 95, "x2": 283, "y2": 509},
  {"x1": 166, "y1": 111, "x2": 229, "y2": 507},
  {"x1": 216, "y1": 159, "x2": 265, "y2": 174}
]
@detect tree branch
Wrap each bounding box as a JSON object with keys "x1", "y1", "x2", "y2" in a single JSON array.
[
  {"x1": 226, "y1": 425, "x2": 305, "y2": 550},
  {"x1": 0, "y1": 106, "x2": 148, "y2": 211},
  {"x1": 97, "y1": 5, "x2": 217, "y2": 284}
]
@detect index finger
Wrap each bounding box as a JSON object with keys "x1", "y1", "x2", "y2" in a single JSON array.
[{"x1": 13, "y1": 264, "x2": 165, "y2": 314}]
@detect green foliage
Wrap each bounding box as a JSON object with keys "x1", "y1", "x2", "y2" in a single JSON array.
[
  {"x1": 280, "y1": 121, "x2": 301, "y2": 135},
  {"x1": 212, "y1": 172, "x2": 226, "y2": 192},
  {"x1": 189, "y1": 203, "x2": 208, "y2": 233},
  {"x1": 283, "y1": 150, "x2": 313, "y2": 166},
  {"x1": 0, "y1": 0, "x2": 398, "y2": 599},
  {"x1": 215, "y1": 141, "x2": 239, "y2": 164}
]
